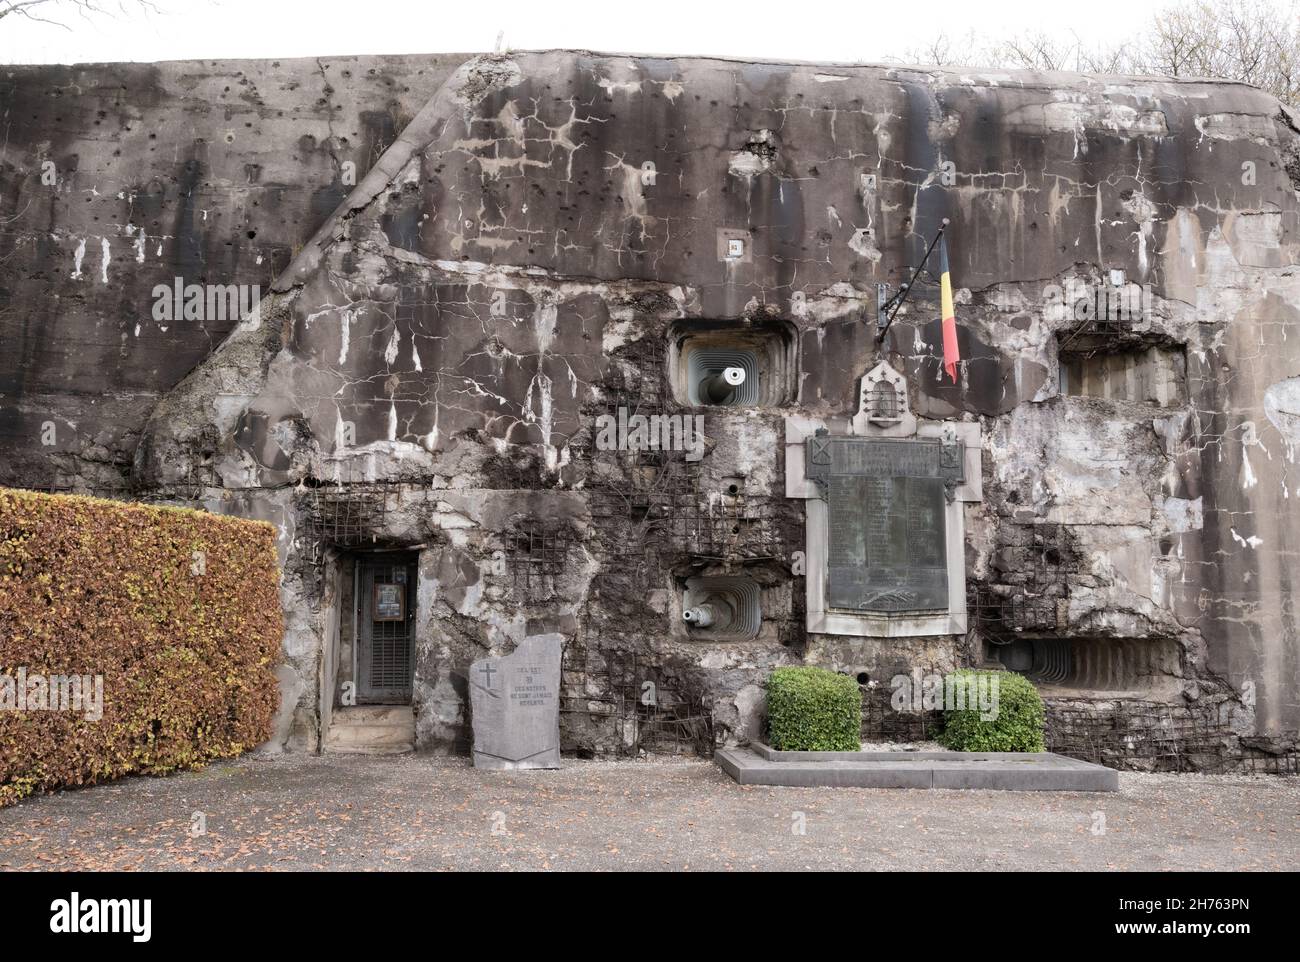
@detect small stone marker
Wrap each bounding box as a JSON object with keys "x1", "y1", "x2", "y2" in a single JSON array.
[{"x1": 470, "y1": 633, "x2": 562, "y2": 770}]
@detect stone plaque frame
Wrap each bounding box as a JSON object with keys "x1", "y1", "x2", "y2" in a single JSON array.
[
  {"x1": 806, "y1": 435, "x2": 963, "y2": 614},
  {"x1": 785, "y1": 365, "x2": 982, "y2": 638}
]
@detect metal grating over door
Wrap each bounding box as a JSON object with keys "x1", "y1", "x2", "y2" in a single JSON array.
[
  {"x1": 357, "y1": 557, "x2": 415, "y2": 703},
  {"x1": 369, "y1": 616, "x2": 411, "y2": 690}
]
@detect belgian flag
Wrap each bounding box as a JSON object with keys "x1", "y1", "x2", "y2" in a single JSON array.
[{"x1": 936, "y1": 233, "x2": 960, "y2": 383}]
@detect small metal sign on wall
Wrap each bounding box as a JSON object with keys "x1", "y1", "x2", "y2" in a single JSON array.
[{"x1": 372, "y1": 582, "x2": 405, "y2": 622}]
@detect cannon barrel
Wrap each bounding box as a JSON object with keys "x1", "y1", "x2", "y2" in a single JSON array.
[
  {"x1": 701, "y1": 366, "x2": 746, "y2": 404},
  {"x1": 683, "y1": 596, "x2": 736, "y2": 630}
]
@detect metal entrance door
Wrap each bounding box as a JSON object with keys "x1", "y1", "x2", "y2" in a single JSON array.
[{"x1": 356, "y1": 555, "x2": 416, "y2": 703}]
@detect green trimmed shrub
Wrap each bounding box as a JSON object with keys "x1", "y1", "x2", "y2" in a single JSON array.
[
  {"x1": 0, "y1": 489, "x2": 283, "y2": 806},
  {"x1": 766, "y1": 666, "x2": 861, "y2": 751},
  {"x1": 936, "y1": 669, "x2": 1045, "y2": 752}
]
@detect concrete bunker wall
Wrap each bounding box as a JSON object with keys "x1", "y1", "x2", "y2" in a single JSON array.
[{"x1": 3, "y1": 51, "x2": 1299, "y2": 769}]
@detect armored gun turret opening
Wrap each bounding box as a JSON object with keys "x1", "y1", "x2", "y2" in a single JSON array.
[
  {"x1": 669, "y1": 319, "x2": 796, "y2": 407},
  {"x1": 680, "y1": 576, "x2": 761, "y2": 641}
]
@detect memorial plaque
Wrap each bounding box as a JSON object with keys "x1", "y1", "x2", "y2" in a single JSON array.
[
  {"x1": 470, "y1": 633, "x2": 561, "y2": 770},
  {"x1": 807, "y1": 436, "x2": 963, "y2": 613}
]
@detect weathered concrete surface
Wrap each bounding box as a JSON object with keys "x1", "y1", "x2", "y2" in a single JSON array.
[
  {"x1": 0, "y1": 54, "x2": 468, "y2": 488},
  {"x1": 3, "y1": 51, "x2": 1298, "y2": 765},
  {"x1": 0, "y1": 754, "x2": 1295, "y2": 870}
]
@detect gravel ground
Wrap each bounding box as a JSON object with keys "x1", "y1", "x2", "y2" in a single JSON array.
[{"x1": 1, "y1": 753, "x2": 1297, "y2": 871}]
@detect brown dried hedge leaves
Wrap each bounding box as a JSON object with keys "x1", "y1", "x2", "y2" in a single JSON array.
[{"x1": 0, "y1": 489, "x2": 283, "y2": 806}]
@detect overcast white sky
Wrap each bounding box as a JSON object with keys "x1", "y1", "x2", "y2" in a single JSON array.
[{"x1": 0, "y1": 0, "x2": 1177, "y2": 65}]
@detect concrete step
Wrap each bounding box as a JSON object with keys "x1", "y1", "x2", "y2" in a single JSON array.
[
  {"x1": 324, "y1": 705, "x2": 415, "y2": 755},
  {"x1": 717, "y1": 745, "x2": 1119, "y2": 791},
  {"x1": 332, "y1": 705, "x2": 414, "y2": 725}
]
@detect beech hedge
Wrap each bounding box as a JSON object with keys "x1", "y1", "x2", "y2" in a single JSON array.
[{"x1": 0, "y1": 489, "x2": 282, "y2": 806}]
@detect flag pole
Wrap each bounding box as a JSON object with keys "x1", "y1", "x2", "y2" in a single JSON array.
[{"x1": 874, "y1": 217, "x2": 950, "y2": 346}]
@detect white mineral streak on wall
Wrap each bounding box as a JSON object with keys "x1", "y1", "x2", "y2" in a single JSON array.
[
  {"x1": 334, "y1": 407, "x2": 348, "y2": 451},
  {"x1": 1231, "y1": 527, "x2": 1264, "y2": 549},
  {"x1": 523, "y1": 371, "x2": 555, "y2": 470},
  {"x1": 597, "y1": 76, "x2": 641, "y2": 96},
  {"x1": 533, "y1": 298, "x2": 557, "y2": 354},
  {"x1": 384, "y1": 325, "x2": 400, "y2": 365},
  {"x1": 1240, "y1": 422, "x2": 1265, "y2": 490},
  {"x1": 1264, "y1": 377, "x2": 1300, "y2": 462},
  {"x1": 339, "y1": 310, "x2": 352, "y2": 365}
]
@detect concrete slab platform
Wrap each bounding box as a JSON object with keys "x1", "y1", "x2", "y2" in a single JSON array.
[{"x1": 717, "y1": 745, "x2": 1119, "y2": 791}]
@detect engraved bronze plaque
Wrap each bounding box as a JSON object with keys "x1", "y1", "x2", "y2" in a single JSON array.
[{"x1": 807, "y1": 436, "x2": 963, "y2": 613}]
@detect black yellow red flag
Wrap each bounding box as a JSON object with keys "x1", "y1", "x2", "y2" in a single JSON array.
[{"x1": 936, "y1": 234, "x2": 960, "y2": 383}]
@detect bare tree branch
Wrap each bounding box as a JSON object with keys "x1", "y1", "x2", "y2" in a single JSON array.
[
  {"x1": 897, "y1": 0, "x2": 1300, "y2": 105},
  {"x1": 0, "y1": 0, "x2": 158, "y2": 30}
]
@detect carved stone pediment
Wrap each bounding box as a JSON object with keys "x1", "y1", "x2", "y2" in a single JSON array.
[{"x1": 851, "y1": 360, "x2": 917, "y2": 437}]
